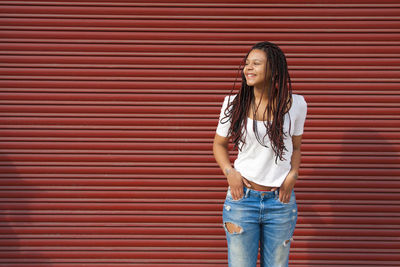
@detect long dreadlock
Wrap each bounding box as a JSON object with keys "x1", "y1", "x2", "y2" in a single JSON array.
[{"x1": 221, "y1": 41, "x2": 293, "y2": 163}]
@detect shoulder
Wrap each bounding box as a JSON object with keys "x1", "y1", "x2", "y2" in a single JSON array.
[
  {"x1": 221, "y1": 94, "x2": 237, "y2": 107},
  {"x1": 292, "y1": 94, "x2": 307, "y2": 109},
  {"x1": 223, "y1": 94, "x2": 237, "y2": 102},
  {"x1": 290, "y1": 94, "x2": 307, "y2": 118}
]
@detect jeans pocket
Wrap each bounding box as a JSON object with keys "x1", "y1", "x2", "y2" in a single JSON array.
[
  {"x1": 276, "y1": 189, "x2": 295, "y2": 205},
  {"x1": 226, "y1": 187, "x2": 245, "y2": 202},
  {"x1": 277, "y1": 197, "x2": 290, "y2": 205}
]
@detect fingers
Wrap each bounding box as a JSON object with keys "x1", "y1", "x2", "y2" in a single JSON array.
[
  {"x1": 231, "y1": 186, "x2": 244, "y2": 200},
  {"x1": 226, "y1": 169, "x2": 244, "y2": 200},
  {"x1": 242, "y1": 178, "x2": 252, "y2": 188},
  {"x1": 279, "y1": 187, "x2": 291, "y2": 203}
]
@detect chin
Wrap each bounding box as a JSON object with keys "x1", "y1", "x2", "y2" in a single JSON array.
[{"x1": 246, "y1": 81, "x2": 255, "y2": 86}]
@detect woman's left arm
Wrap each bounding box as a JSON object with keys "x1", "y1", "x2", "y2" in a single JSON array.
[{"x1": 279, "y1": 135, "x2": 302, "y2": 203}]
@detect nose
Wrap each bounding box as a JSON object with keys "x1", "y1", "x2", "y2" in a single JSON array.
[{"x1": 245, "y1": 63, "x2": 254, "y2": 70}]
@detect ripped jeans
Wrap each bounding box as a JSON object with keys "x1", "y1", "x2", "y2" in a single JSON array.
[{"x1": 222, "y1": 186, "x2": 297, "y2": 267}]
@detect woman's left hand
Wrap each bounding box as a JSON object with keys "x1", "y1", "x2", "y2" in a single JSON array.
[{"x1": 279, "y1": 172, "x2": 298, "y2": 203}]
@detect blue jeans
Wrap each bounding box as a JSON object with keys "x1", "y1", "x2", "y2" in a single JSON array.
[{"x1": 222, "y1": 186, "x2": 298, "y2": 267}]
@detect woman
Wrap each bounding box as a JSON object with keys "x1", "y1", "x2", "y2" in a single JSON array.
[{"x1": 213, "y1": 41, "x2": 307, "y2": 267}]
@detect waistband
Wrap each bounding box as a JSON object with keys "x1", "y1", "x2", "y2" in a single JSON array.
[
  {"x1": 243, "y1": 177, "x2": 278, "y2": 191},
  {"x1": 243, "y1": 186, "x2": 280, "y2": 199}
]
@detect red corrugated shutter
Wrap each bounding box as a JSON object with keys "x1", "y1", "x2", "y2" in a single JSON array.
[{"x1": 1, "y1": 1, "x2": 399, "y2": 266}]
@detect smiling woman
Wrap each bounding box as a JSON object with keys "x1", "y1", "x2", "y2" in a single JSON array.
[
  {"x1": 244, "y1": 49, "x2": 271, "y2": 89},
  {"x1": 213, "y1": 41, "x2": 307, "y2": 267}
]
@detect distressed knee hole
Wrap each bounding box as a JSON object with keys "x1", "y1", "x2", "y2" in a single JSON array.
[
  {"x1": 283, "y1": 237, "x2": 293, "y2": 247},
  {"x1": 224, "y1": 222, "x2": 243, "y2": 234}
]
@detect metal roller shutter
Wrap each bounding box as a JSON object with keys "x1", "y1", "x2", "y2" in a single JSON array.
[{"x1": 0, "y1": 0, "x2": 399, "y2": 266}]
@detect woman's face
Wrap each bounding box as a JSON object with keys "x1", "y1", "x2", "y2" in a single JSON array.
[{"x1": 243, "y1": 49, "x2": 271, "y2": 88}]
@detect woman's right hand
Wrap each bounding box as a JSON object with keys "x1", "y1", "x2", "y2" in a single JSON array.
[
  {"x1": 213, "y1": 134, "x2": 251, "y2": 200},
  {"x1": 226, "y1": 168, "x2": 246, "y2": 200}
]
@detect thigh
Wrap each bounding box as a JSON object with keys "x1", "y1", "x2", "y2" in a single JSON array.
[
  {"x1": 260, "y1": 189, "x2": 298, "y2": 267},
  {"x1": 222, "y1": 187, "x2": 260, "y2": 267}
]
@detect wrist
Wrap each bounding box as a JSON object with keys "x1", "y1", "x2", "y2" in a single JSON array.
[
  {"x1": 224, "y1": 167, "x2": 234, "y2": 177},
  {"x1": 289, "y1": 170, "x2": 299, "y2": 180}
]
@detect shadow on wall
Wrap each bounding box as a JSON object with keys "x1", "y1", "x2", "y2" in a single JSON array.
[
  {"x1": 0, "y1": 153, "x2": 51, "y2": 266},
  {"x1": 299, "y1": 128, "x2": 399, "y2": 266}
]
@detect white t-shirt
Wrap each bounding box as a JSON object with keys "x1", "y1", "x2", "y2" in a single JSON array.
[{"x1": 216, "y1": 94, "x2": 307, "y2": 187}]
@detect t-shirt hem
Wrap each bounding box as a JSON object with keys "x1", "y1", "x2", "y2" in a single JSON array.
[{"x1": 235, "y1": 168, "x2": 290, "y2": 188}]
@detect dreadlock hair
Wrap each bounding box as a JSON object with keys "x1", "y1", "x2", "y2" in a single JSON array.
[{"x1": 221, "y1": 41, "x2": 293, "y2": 163}]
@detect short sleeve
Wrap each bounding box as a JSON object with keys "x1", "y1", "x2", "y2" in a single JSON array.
[
  {"x1": 293, "y1": 95, "x2": 308, "y2": 136},
  {"x1": 216, "y1": 95, "x2": 233, "y2": 137}
]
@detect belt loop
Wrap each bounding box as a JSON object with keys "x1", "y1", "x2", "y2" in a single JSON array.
[{"x1": 245, "y1": 187, "x2": 250, "y2": 198}]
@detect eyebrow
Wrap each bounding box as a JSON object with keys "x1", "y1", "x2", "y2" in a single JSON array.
[{"x1": 245, "y1": 58, "x2": 264, "y2": 62}]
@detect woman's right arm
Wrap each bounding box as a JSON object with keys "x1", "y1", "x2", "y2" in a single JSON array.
[{"x1": 213, "y1": 133, "x2": 246, "y2": 200}]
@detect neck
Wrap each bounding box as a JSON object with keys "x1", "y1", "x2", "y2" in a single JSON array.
[{"x1": 253, "y1": 85, "x2": 270, "y2": 103}]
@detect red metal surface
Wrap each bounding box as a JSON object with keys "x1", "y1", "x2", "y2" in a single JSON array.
[{"x1": 0, "y1": 1, "x2": 399, "y2": 266}]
